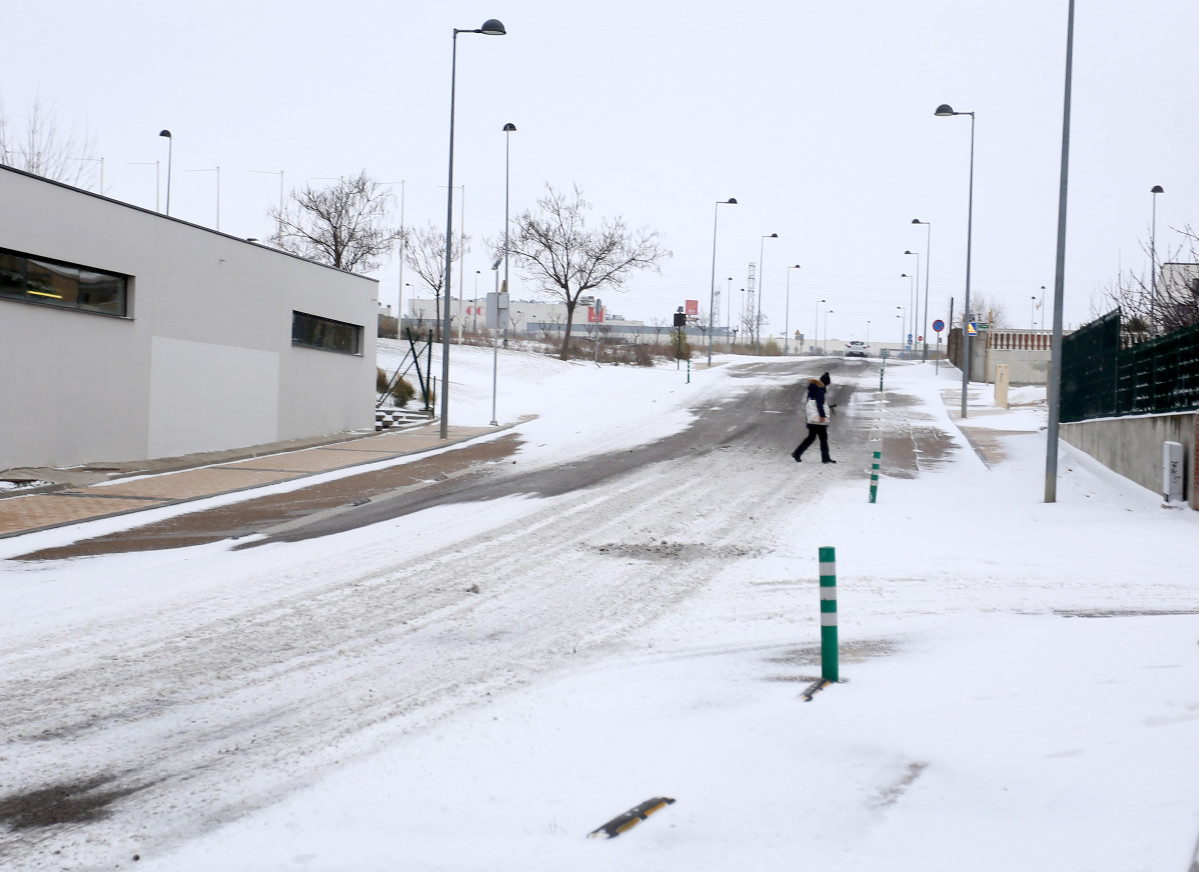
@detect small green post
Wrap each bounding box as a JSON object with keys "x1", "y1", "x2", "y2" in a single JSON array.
[
  {"x1": 879, "y1": 348, "x2": 887, "y2": 391},
  {"x1": 868, "y1": 450, "x2": 881, "y2": 503},
  {"x1": 819, "y1": 546, "x2": 838, "y2": 683},
  {"x1": 687, "y1": 357, "x2": 691, "y2": 384}
]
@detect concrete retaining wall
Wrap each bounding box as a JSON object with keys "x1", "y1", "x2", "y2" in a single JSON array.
[{"x1": 1060, "y1": 412, "x2": 1198, "y2": 509}]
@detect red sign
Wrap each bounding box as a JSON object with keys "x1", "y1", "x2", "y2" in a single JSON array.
[
  {"x1": 588, "y1": 306, "x2": 604, "y2": 323},
  {"x1": 685, "y1": 299, "x2": 699, "y2": 316}
]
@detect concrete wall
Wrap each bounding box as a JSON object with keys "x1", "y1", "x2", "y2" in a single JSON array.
[
  {"x1": 1061, "y1": 412, "x2": 1198, "y2": 509},
  {"x1": 982, "y1": 331, "x2": 1052, "y2": 385},
  {"x1": 0, "y1": 166, "x2": 377, "y2": 470}
]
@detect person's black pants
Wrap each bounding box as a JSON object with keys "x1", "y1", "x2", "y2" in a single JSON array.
[{"x1": 793, "y1": 424, "x2": 830, "y2": 461}]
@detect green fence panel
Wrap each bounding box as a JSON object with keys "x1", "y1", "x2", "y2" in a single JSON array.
[{"x1": 1063, "y1": 311, "x2": 1199, "y2": 423}]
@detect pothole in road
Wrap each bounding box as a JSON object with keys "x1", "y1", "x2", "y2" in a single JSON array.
[
  {"x1": 0, "y1": 775, "x2": 147, "y2": 829},
  {"x1": 593, "y1": 541, "x2": 757, "y2": 562}
]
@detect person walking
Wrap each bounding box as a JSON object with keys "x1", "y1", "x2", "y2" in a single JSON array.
[{"x1": 791, "y1": 372, "x2": 836, "y2": 463}]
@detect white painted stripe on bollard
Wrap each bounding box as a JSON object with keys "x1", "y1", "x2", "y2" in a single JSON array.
[
  {"x1": 820, "y1": 613, "x2": 838, "y2": 626},
  {"x1": 820, "y1": 588, "x2": 837, "y2": 600},
  {"x1": 819, "y1": 562, "x2": 836, "y2": 576}
]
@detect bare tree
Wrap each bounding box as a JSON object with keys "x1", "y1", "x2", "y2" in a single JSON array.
[
  {"x1": 1097, "y1": 229, "x2": 1199, "y2": 334},
  {"x1": 402, "y1": 221, "x2": 470, "y2": 338},
  {"x1": 268, "y1": 171, "x2": 402, "y2": 273},
  {"x1": 954, "y1": 294, "x2": 1008, "y2": 330},
  {"x1": 500, "y1": 183, "x2": 670, "y2": 359},
  {"x1": 0, "y1": 98, "x2": 100, "y2": 189}
]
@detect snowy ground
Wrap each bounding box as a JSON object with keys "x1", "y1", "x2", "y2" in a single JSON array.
[{"x1": 2, "y1": 346, "x2": 1198, "y2": 871}]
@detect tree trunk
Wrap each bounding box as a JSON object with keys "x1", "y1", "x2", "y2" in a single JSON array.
[{"x1": 558, "y1": 300, "x2": 578, "y2": 360}]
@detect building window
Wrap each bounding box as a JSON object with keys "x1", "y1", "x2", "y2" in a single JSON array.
[
  {"x1": 291, "y1": 311, "x2": 363, "y2": 355},
  {"x1": 0, "y1": 247, "x2": 129, "y2": 317}
]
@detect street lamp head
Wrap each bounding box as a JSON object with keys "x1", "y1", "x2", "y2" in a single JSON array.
[
  {"x1": 904, "y1": 250, "x2": 915, "y2": 255},
  {"x1": 934, "y1": 104, "x2": 956, "y2": 116},
  {"x1": 791, "y1": 264, "x2": 802, "y2": 269},
  {"x1": 912, "y1": 218, "x2": 929, "y2": 225},
  {"x1": 503, "y1": 123, "x2": 517, "y2": 132},
  {"x1": 159, "y1": 129, "x2": 172, "y2": 138},
  {"x1": 1151, "y1": 185, "x2": 1164, "y2": 194},
  {"x1": 719, "y1": 198, "x2": 737, "y2": 205},
  {"x1": 766, "y1": 232, "x2": 778, "y2": 239},
  {"x1": 479, "y1": 18, "x2": 506, "y2": 34}
]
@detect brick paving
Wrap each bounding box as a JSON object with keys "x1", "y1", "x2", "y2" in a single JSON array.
[{"x1": 0, "y1": 423, "x2": 501, "y2": 539}]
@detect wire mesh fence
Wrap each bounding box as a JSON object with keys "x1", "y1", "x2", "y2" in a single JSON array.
[{"x1": 1062, "y1": 309, "x2": 1199, "y2": 422}]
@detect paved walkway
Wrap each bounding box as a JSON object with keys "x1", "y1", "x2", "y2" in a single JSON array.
[{"x1": 0, "y1": 423, "x2": 501, "y2": 539}]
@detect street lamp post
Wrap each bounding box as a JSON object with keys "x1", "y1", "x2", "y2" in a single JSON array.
[
  {"x1": 935, "y1": 102, "x2": 977, "y2": 419},
  {"x1": 1150, "y1": 185, "x2": 1164, "y2": 332},
  {"x1": 785, "y1": 264, "x2": 801, "y2": 355},
  {"x1": 725, "y1": 277, "x2": 733, "y2": 339},
  {"x1": 904, "y1": 250, "x2": 920, "y2": 354},
  {"x1": 707, "y1": 198, "x2": 737, "y2": 365},
  {"x1": 824, "y1": 309, "x2": 834, "y2": 348},
  {"x1": 901, "y1": 273, "x2": 915, "y2": 354},
  {"x1": 1044, "y1": 0, "x2": 1076, "y2": 503},
  {"x1": 755, "y1": 233, "x2": 778, "y2": 354},
  {"x1": 441, "y1": 18, "x2": 507, "y2": 440},
  {"x1": 158, "y1": 130, "x2": 173, "y2": 216},
  {"x1": 503, "y1": 123, "x2": 516, "y2": 348},
  {"x1": 814, "y1": 299, "x2": 826, "y2": 354},
  {"x1": 912, "y1": 219, "x2": 932, "y2": 359}
]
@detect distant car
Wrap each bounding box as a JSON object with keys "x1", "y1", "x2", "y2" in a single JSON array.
[{"x1": 845, "y1": 341, "x2": 870, "y2": 358}]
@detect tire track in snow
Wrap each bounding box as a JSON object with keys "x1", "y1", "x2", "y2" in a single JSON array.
[{"x1": 0, "y1": 364, "x2": 853, "y2": 870}]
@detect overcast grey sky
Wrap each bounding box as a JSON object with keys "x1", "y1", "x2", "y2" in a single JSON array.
[{"x1": 4, "y1": 0, "x2": 1197, "y2": 342}]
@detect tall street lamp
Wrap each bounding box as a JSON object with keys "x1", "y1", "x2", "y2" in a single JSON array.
[
  {"x1": 441, "y1": 18, "x2": 506, "y2": 439},
  {"x1": 912, "y1": 220, "x2": 933, "y2": 360},
  {"x1": 904, "y1": 250, "x2": 920, "y2": 352},
  {"x1": 1044, "y1": 0, "x2": 1076, "y2": 503},
  {"x1": 707, "y1": 198, "x2": 737, "y2": 365},
  {"x1": 901, "y1": 273, "x2": 915, "y2": 352},
  {"x1": 756, "y1": 233, "x2": 778, "y2": 354},
  {"x1": 814, "y1": 299, "x2": 826, "y2": 354},
  {"x1": 503, "y1": 123, "x2": 517, "y2": 347},
  {"x1": 784, "y1": 264, "x2": 801, "y2": 355},
  {"x1": 935, "y1": 103, "x2": 976, "y2": 419},
  {"x1": 158, "y1": 130, "x2": 173, "y2": 216},
  {"x1": 1150, "y1": 184, "x2": 1164, "y2": 331},
  {"x1": 726, "y1": 277, "x2": 733, "y2": 337}
]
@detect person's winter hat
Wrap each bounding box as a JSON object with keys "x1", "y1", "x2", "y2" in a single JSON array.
[{"x1": 820, "y1": 372, "x2": 831, "y2": 386}]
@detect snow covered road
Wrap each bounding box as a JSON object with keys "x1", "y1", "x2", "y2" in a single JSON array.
[{"x1": 1, "y1": 357, "x2": 870, "y2": 869}]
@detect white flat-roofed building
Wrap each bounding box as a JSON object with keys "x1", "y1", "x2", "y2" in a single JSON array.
[{"x1": 0, "y1": 165, "x2": 378, "y2": 471}]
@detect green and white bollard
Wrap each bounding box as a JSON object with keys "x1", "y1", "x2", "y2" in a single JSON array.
[
  {"x1": 879, "y1": 348, "x2": 887, "y2": 391},
  {"x1": 819, "y1": 546, "x2": 839, "y2": 683},
  {"x1": 869, "y1": 450, "x2": 881, "y2": 503}
]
